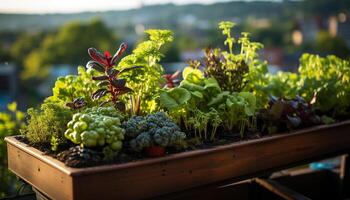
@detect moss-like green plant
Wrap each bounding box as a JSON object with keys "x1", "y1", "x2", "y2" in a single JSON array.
[{"x1": 23, "y1": 103, "x2": 73, "y2": 149}]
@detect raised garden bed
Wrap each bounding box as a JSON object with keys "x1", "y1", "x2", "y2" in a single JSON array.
[
  {"x1": 4, "y1": 20, "x2": 350, "y2": 200},
  {"x1": 6, "y1": 120, "x2": 350, "y2": 200}
]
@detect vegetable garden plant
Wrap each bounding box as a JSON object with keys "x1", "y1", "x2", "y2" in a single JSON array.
[{"x1": 17, "y1": 21, "x2": 350, "y2": 168}]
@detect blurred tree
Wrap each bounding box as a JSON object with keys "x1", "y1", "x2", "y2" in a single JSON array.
[
  {"x1": 0, "y1": 46, "x2": 11, "y2": 63},
  {"x1": 302, "y1": 0, "x2": 350, "y2": 17},
  {"x1": 253, "y1": 26, "x2": 285, "y2": 47},
  {"x1": 161, "y1": 43, "x2": 180, "y2": 63},
  {"x1": 0, "y1": 103, "x2": 26, "y2": 198},
  {"x1": 10, "y1": 32, "x2": 44, "y2": 66},
  {"x1": 315, "y1": 31, "x2": 350, "y2": 59},
  {"x1": 21, "y1": 18, "x2": 117, "y2": 80}
]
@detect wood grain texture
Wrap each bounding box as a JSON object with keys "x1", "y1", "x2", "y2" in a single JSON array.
[
  {"x1": 5, "y1": 120, "x2": 350, "y2": 200},
  {"x1": 254, "y1": 178, "x2": 311, "y2": 200}
]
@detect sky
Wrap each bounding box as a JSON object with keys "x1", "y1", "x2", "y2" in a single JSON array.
[
  {"x1": 0, "y1": 0, "x2": 280, "y2": 14},
  {"x1": 0, "y1": 0, "x2": 232, "y2": 14}
]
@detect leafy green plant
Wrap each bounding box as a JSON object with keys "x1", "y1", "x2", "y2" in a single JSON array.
[
  {"x1": 298, "y1": 54, "x2": 350, "y2": 116},
  {"x1": 118, "y1": 29, "x2": 173, "y2": 115},
  {"x1": 87, "y1": 43, "x2": 141, "y2": 112},
  {"x1": 208, "y1": 91, "x2": 257, "y2": 137},
  {"x1": 0, "y1": 102, "x2": 25, "y2": 198},
  {"x1": 23, "y1": 103, "x2": 73, "y2": 149},
  {"x1": 204, "y1": 48, "x2": 249, "y2": 92},
  {"x1": 123, "y1": 112, "x2": 186, "y2": 155},
  {"x1": 45, "y1": 66, "x2": 99, "y2": 106},
  {"x1": 160, "y1": 66, "x2": 222, "y2": 136},
  {"x1": 265, "y1": 71, "x2": 299, "y2": 99},
  {"x1": 65, "y1": 107, "x2": 125, "y2": 152},
  {"x1": 196, "y1": 21, "x2": 269, "y2": 108}
]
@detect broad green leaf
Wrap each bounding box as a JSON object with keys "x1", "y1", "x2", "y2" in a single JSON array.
[
  {"x1": 239, "y1": 92, "x2": 256, "y2": 116},
  {"x1": 180, "y1": 81, "x2": 204, "y2": 92},
  {"x1": 160, "y1": 88, "x2": 191, "y2": 110},
  {"x1": 191, "y1": 91, "x2": 203, "y2": 99},
  {"x1": 182, "y1": 67, "x2": 203, "y2": 84},
  {"x1": 204, "y1": 78, "x2": 221, "y2": 93},
  {"x1": 207, "y1": 91, "x2": 230, "y2": 107}
]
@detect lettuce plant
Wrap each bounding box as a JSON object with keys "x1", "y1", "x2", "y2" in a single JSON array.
[
  {"x1": 45, "y1": 66, "x2": 99, "y2": 107},
  {"x1": 208, "y1": 91, "x2": 257, "y2": 137},
  {"x1": 298, "y1": 54, "x2": 350, "y2": 116}
]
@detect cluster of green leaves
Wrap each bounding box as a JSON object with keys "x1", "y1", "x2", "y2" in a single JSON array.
[
  {"x1": 118, "y1": 29, "x2": 173, "y2": 115},
  {"x1": 0, "y1": 103, "x2": 25, "y2": 198},
  {"x1": 298, "y1": 54, "x2": 350, "y2": 116},
  {"x1": 264, "y1": 72, "x2": 299, "y2": 99},
  {"x1": 208, "y1": 91, "x2": 256, "y2": 137},
  {"x1": 160, "y1": 64, "x2": 256, "y2": 140},
  {"x1": 45, "y1": 66, "x2": 99, "y2": 106},
  {"x1": 23, "y1": 103, "x2": 73, "y2": 150},
  {"x1": 202, "y1": 21, "x2": 269, "y2": 107},
  {"x1": 264, "y1": 54, "x2": 350, "y2": 117}
]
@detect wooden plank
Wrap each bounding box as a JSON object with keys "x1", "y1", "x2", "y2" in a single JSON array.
[
  {"x1": 5, "y1": 120, "x2": 350, "y2": 200},
  {"x1": 340, "y1": 154, "x2": 350, "y2": 198},
  {"x1": 255, "y1": 178, "x2": 311, "y2": 200}
]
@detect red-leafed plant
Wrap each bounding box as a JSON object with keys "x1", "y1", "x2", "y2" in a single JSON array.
[
  {"x1": 87, "y1": 43, "x2": 142, "y2": 111},
  {"x1": 162, "y1": 71, "x2": 180, "y2": 89}
]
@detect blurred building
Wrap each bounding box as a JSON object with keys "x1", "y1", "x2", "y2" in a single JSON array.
[
  {"x1": 37, "y1": 65, "x2": 75, "y2": 97},
  {"x1": 0, "y1": 63, "x2": 18, "y2": 110}
]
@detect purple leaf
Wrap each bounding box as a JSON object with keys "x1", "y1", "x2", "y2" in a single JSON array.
[
  {"x1": 107, "y1": 68, "x2": 120, "y2": 77},
  {"x1": 111, "y1": 79, "x2": 126, "y2": 88},
  {"x1": 86, "y1": 61, "x2": 105, "y2": 73},
  {"x1": 88, "y1": 48, "x2": 108, "y2": 66},
  {"x1": 92, "y1": 75, "x2": 108, "y2": 81},
  {"x1": 92, "y1": 88, "x2": 108, "y2": 100},
  {"x1": 115, "y1": 101, "x2": 126, "y2": 112},
  {"x1": 111, "y1": 43, "x2": 127, "y2": 65},
  {"x1": 97, "y1": 81, "x2": 109, "y2": 87}
]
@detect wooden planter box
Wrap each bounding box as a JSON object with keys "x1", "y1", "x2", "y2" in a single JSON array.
[{"x1": 5, "y1": 120, "x2": 350, "y2": 200}]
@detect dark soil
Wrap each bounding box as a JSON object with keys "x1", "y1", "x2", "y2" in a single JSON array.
[{"x1": 15, "y1": 129, "x2": 266, "y2": 168}]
